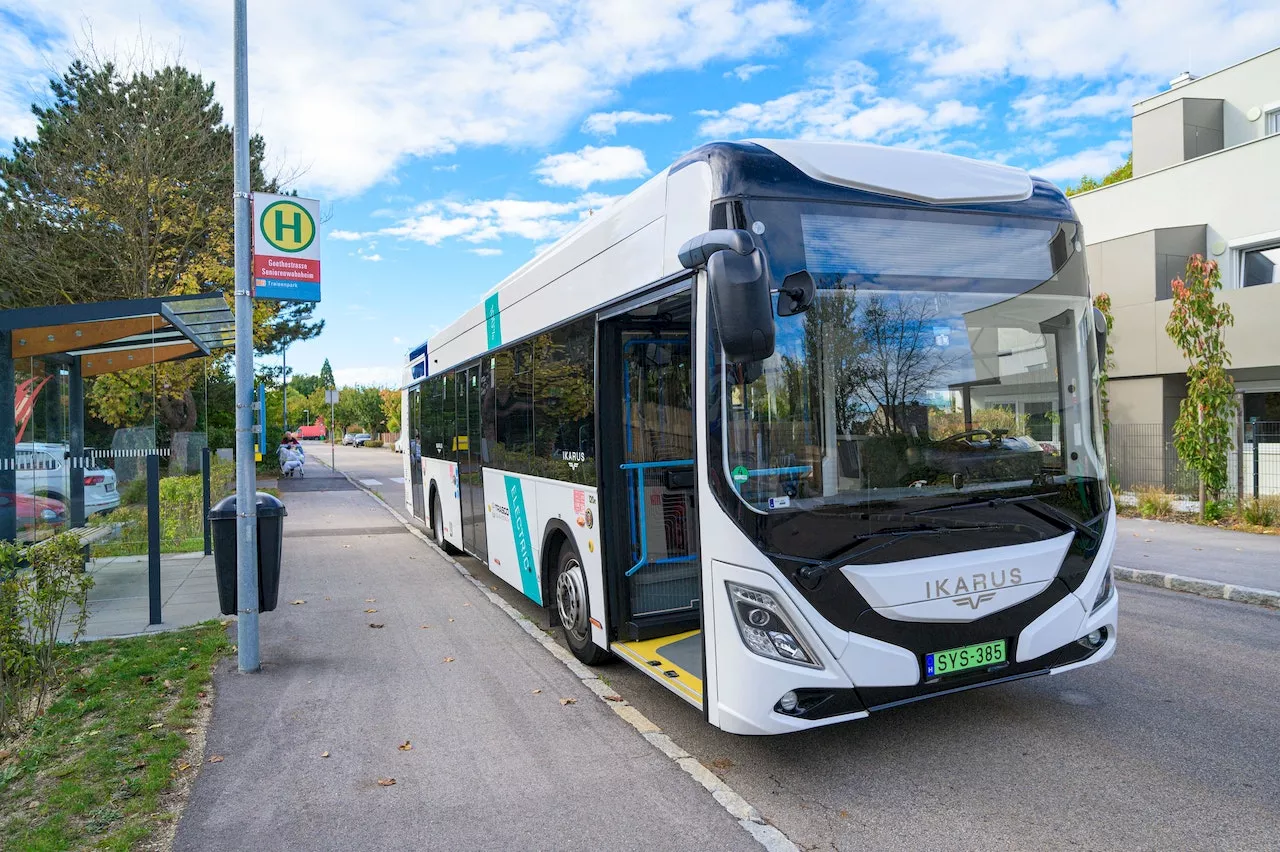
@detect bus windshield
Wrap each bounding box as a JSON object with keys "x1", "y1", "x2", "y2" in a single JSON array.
[{"x1": 711, "y1": 199, "x2": 1109, "y2": 563}]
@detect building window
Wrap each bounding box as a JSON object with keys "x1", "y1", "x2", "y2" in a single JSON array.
[
  {"x1": 1267, "y1": 108, "x2": 1280, "y2": 136},
  {"x1": 1241, "y1": 243, "x2": 1280, "y2": 288},
  {"x1": 1243, "y1": 392, "x2": 1280, "y2": 424}
]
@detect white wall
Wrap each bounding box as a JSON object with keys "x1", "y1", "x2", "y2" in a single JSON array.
[{"x1": 1134, "y1": 47, "x2": 1280, "y2": 148}]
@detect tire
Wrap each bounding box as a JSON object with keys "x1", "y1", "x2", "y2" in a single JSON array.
[
  {"x1": 432, "y1": 491, "x2": 459, "y2": 555},
  {"x1": 555, "y1": 540, "x2": 610, "y2": 665}
]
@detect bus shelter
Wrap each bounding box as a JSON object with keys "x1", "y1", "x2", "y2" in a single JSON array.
[{"x1": 0, "y1": 292, "x2": 234, "y2": 543}]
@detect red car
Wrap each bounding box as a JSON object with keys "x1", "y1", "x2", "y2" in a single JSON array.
[{"x1": 1, "y1": 491, "x2": 68, "y2": 534}]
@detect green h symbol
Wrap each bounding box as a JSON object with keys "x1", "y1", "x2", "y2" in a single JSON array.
[{"x1": 273, "y1": 208, "x2": 303, "y2": 243}]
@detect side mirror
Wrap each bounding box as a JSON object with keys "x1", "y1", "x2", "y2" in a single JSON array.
[
  {"x1": 708, "y1": 247, "x2": 776, "y2": 363},
  {"x1": 1091, "y1": 306, "x2": 1108, "y2": 364},
  {"x1": 777, "y1": 270, "x2": 815, "y2": 317}
]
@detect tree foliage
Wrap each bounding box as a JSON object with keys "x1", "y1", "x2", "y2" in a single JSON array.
[
  {"x1": 0, "y1": 53, "x2": 324, "y2": 433},
  {"x1": 319, "y1": 359, "x2": 336, "y2": 390},
  {"x1": 1092, "y1": 292, "x2": 1115, "y2": 437},
  {"x1": 1065, "y1": 154, "x2": 1133, "y2": 196},
  {"x1": 1165, "y1": 256, "x2": 1235, "y2": 515}
]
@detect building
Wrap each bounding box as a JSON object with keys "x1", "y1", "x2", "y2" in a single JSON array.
[{"x1": 1068, "y1": 46, "x2": 1280, "y2": 492}]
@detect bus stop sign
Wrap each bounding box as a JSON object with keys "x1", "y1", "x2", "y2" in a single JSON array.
[{"x1": 253, "y1": 192, "x2": 321, "y2": 302}]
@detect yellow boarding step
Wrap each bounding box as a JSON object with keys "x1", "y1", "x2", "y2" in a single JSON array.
[{"x1": 612, "y1": 630, "x2": 703, "y2": 708}]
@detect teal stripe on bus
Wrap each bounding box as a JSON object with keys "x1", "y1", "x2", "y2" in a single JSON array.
[
  {"x1": 485, "y1": 293, "x2": 502, "y2": 349},
  {"x1": 504, "y1": 475, "x2": 541, "y2": 604}
]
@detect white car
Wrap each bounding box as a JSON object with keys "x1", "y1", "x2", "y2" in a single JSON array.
[
  {"x1": 16, "y1": 442, "x2": 120, "y2": 517},
  {"x1": 394, "y1": 434, "x2": 407, "y2": 453}
]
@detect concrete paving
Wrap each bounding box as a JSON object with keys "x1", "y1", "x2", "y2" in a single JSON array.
[
  {"x1": 1114, "y1": 515, "x2": 1280, "y2": 590},
  {"x1": 63, "y1": 552, "x2": 222, "y2": 641},
  {"x1": 173, "y1": 465, "x2": 759, "y2": 852}
]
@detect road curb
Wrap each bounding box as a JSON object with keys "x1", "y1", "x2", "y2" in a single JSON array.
[
  {"x1": 1114, "y1": 565, "x2": 1280, "y2": 609},
  {"x1": 316, "y1": 459, "x2": 800, "y2": 852}
]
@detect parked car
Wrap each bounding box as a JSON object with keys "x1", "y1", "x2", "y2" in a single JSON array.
[
  {"x1": 343, "y1": 432, "x2": 372, "y2": 447},
  {"x1": 15, "y1": 442, "x2": 120, "y2": 516},
  {"x1": 394, "y1": 434, "x2": 407, "y2": 454},
  {"x1": 0, "y1": 491, "x2": 68, "y2": 529}
]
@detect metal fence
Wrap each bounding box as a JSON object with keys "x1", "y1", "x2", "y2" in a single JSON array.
[{"x1": 1107, "y1": 421, "x2": 1280, "y2": 498}]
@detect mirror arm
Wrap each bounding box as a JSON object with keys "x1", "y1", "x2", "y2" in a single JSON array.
[{"x1": 678, "y1": 229, "x2": 755, "y2": 270}]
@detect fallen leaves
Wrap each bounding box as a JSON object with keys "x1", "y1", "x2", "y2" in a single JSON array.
[
  {"x1": 443, "y1": 657, "x2": 455, "y2": 663},
  {"x1": 208, "y1": 755, "x2": 224, "y2": 764},
  {"x1": 559, "y1": 697, "x2": 577, "y2": 706},
  {"x1": 420, "y1": 625, "x2": 431, "y2": 629},
  {"x1": 369, "y1": 623, "x2": 385, "y2": 629},
  {"x1": 138, "y1": 675, "x2": 155, "y2": 685},
  {"x1": 448, "y1": 618, "x2": 455, "y2": 623},
  {"x1": 377, "y1": 778, "x2": 396, "y2": 787},
  {"x1": 321, "y1": 751, "x2": 330, "y2": 758},
  {"x1": 398, "y1": 740, "x2": 412, "y2": 751},
  {"x1": 178, "y1": 646, "x2": 188, "y2": 651},
  {"x1": 147, "y1": 723, "x2": 163, "y2": 730},
  {"x1": 603, "y1": 694, "x2": 622, "y2": 702},
  {"x1": 531, "y1": 689, "x2": 542, "y2": 695},
  {"x1": 177, "y1": 762, "x2": 192, "y2": 772},
  {"x1": 291, "y1": 600, "x2": 306, "y2": 605},
  {"x1": 364, "y1": 608, "x2": 378, "y2": 613},
  {"x1": 366, "y1": 598, "x2": 377, "y2": 603},
  {"x1": 463, "y1": 602, "x2": 472, "y2": 607}
]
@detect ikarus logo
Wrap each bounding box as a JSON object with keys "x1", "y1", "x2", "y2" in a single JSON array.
[{"x1": 259, "y1": 199, "x2": 316, "y2": 253}]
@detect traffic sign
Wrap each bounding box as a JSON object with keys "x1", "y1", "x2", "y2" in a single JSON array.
[
  {"x1": 324, "y1": 389, "x2": 339, "y2": 405},
  {"x1": 252, "y1": 192, "x2": 321, "y2": 301}
]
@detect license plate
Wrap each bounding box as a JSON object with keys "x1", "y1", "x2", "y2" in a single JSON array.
[
  {"x1": 925, "y1": 639, "x2": 1006, "y2": 678},
  {"x1": 105, "y1": 482, "x2": 115, "y2": 492}
]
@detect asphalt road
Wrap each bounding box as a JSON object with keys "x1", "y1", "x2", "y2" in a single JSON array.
[
  {"x1": 1114, "y1": 516, "x2": 1280, "y2": 590},
  {"x1": 320, "y1": 446, "x2": 1280, "y2": 851}
]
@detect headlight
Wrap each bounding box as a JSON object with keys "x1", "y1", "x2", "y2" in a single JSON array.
[
  {"x1": 40, "y1": 508, "x2": 59, "y2": 522},
  {"x1": 726, "y1": 582, "x2": 822, "y2": 668},
  {"x1": 1092, "y1": 563, "x2": 1114, "y2": 611}
]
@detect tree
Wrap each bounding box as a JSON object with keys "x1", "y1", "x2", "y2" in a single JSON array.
[
  {"x1": 849, "y1": 294, "x2": 953, "y2": 435},
  {"x1": 319, "y1": 359, "x2": 336, "y2": 390},
  {"x1": 380, "y1": 389, "x2": 401, "y2": 434},
  {"x1": 354, "y1": 386, "x2": 388, "y2": 434},
  {"x1": 1093, "y1": 292, "x2": 1116, "y2": 438},
  {"x1": 1165, "y1": 256, "x2": 1235, "y2": 519},
  {"x1": 291, "y1": 373, "x2": 321, "y2": 397},
  {"x1": 1066, "y1": 154, "x2": 1133, "y2": 196}
]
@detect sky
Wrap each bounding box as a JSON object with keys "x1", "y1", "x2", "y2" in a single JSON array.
[{"x1": 3, "y1": 1, "x2": 1279, "y2": 387}]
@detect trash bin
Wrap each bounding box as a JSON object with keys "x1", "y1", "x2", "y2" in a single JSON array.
[{"x1": 209, "y1": 492, "x2": 288, "y2": 616}]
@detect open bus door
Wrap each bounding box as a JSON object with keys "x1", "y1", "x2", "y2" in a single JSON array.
[{"x1": 597, "y1": 289, "x2": 706, "y2": 709}]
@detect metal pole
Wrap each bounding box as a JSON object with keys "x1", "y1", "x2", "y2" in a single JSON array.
[
  {"x1": 69, "y1": 358, "x2": 86, "y2": 529},
  {"x1": 330, "y1": 398, "x2": 335, "y2": 470},
  {"x1": 1252, "y1": 417, "x2": 1260, "y2": 500},
  {"x1": 0, "y1": 330, "x2": 15, "y2": 543},
  {"x1": 202, "y1": 447, "x2": 212, "y2": 555},
  {"x1": 282, "y1": 344, "x2": 288, "y2": 433},
  {"x1": 147, "y1": 453, "x2": 161, "y2": 625},
  {"x1": 233, "y1": 0, "x2": 260, "y2": 673}
]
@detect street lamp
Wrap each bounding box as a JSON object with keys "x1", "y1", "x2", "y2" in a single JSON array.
[{"x1": 304, "y1": 408, "x2": 310, "y2": 427}]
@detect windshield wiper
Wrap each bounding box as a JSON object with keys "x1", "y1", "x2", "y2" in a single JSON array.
[
  {"x1": 780, "y1": 521, "x2": 1007, "y2": 590},
  {"x1": 909, "y1": 493, "x2": 1102, "y2": 548}
]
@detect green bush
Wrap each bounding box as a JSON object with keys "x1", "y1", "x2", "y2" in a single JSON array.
[
  {"x1": 0, "y1": 533, "x2": 94, "y2": 739},
  {"x1": 118, "y1": 476, "x2": 148, "y2": 506},
  {"x1": 1241, "y1": 496, "x2": 1280, "y2": 527},
  {"x1": 1203, "y1": 499, "x2": 1227, "y2": 523},
  {"x1": 362, "y1": 439, "x2": 383, "y2": 448},
  {"x1": 1136, "y1": 486, "x2": 1174, "y2": 519},
  {"x1": 89, "y1": 460, "x2": 238, "y2": 557}
]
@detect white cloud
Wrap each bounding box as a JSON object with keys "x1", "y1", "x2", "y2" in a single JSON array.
[
  {"x1": 696, "y1": 67, "x2": 982, "y2": 143},
  {"x1": 391, "y1": 336, "x2": 402, "y2": 344},
  {"x1": 1010, "y1": 80, "x2": 1147, "y2": 128},
  {"x1": 360, "y1": 253, "x2": 383, "y2": 262},
  {"x1": 381, "y1": 192, "x2": 620, "y2": 248},
  {"x1": 853, "y1": 0, "x2": 1280, "y2": 84},
  {"x1": 726, "y1": 63, "x2": 770, "y2": 81},
  {"x1": 334, "y1": 365, "x2": 400, "y2": 388},
  {"x1": 329, "y1": 229, "x2": 366, "y2": 241},
  {"x1": 468, "y1": 247, "x2": 503, "y2": 256},
  {"x1": 534, "y1": 145, "x2": 649, "y2": 189},
  {"x1": 581, "y1": 110, "x2": 672, "y2": 135},
  {"x1": 0, "y1": 1, "x2": 809, "y2": 197},
  {"x1": 432, "y1": 164, "x2": 459, "y2": 172},
  {"x1": 1034, "y1": 138, "x2": 1131, "y2": 182}
]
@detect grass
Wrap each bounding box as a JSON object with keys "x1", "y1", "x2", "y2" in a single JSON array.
[
  {"x1": 1240, "y1": 495, "x2": 1280, "y2": 527},
  {"x1": 0, "y1": 623, "x2": 231, "y2": 851},
  {"x1": 1135, "y1": 486, "x2": 1175, "y2": 520}
]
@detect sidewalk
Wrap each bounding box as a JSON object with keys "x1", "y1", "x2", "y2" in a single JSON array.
[
  {"x1": 1113, "y1": 516, "x2": 1280, "y2": 590},
  {"x1": 172, "y1": 463, "x2": 758, "y2": 851},
  {"x1": 62, "y1": 552, "x2": 221, "y2": 641}
]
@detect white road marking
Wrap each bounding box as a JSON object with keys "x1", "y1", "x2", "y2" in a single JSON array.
[
  {"x1": 391, "y1": 477, "x2": 406, "y2": 484},
  {"x1": 359, "y1": 478, "x2": 383, "y2": 486}
]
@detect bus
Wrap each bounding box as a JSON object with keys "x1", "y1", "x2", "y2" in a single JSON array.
[{"x1": 401, "y1": 139, "x2": 1117, "y2": 735}]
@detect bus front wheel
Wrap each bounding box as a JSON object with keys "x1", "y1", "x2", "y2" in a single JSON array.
[{"x1": 555, "y1": 541, "x2": 609, "y2": 665}]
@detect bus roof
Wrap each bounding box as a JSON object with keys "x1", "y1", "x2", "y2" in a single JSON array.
[{"x1": 405, "y1": 140, "x2": 1074, "y2": 384}]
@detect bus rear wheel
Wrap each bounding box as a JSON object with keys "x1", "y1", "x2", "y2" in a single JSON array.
[{"x1": 555, "y1": 541, "x2": 609, "y2": 665}]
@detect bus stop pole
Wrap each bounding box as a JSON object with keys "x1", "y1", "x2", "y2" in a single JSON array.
[{"x1": 232, "y1": 0, "x2": 260, "y2": 673}]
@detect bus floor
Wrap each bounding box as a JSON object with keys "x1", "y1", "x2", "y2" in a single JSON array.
[{"x1": 612, "y1": 629, "x2": 703, "y2": 709}]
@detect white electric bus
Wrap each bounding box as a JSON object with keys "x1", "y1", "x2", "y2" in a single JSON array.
[{"x1": 401, "y1": 139, "x2": 1118, "y2": 735}]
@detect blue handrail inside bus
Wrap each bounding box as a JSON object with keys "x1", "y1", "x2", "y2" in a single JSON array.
[{"x1": 620, "y1": 459, "x2": 697, "y2": 577}]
